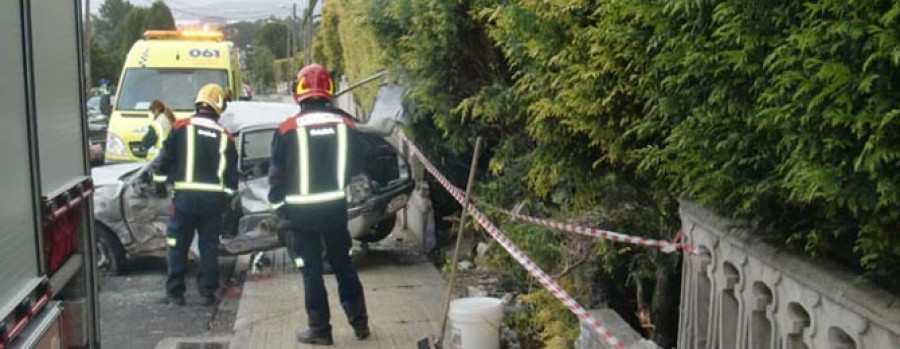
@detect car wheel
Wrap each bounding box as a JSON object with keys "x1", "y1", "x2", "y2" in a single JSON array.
[
  {"x1": 95, "y1": 223, "x2": 126, "y2": 276},
  {"x1": 357, "y1": 213, "x2": 397, "y2": 243}
]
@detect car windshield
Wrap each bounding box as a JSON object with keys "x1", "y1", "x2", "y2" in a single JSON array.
[
  {"x1": 241, "y1": 129, "x2": 274, "y2": 160},
  {"x1": 115, "y1": 68, "x2": 228, "y2": 111}
]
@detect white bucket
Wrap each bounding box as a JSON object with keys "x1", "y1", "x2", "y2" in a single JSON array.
[{"x1": 448, "y1": 297, "x2": 503, "y2": 349}]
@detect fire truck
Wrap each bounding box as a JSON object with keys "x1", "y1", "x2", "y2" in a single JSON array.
[{"x1": 1, "y1": 0, "x2": 100, "y2": 348}]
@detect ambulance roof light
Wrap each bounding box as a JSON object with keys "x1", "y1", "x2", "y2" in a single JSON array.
[{"x1": 142, "y1": 30, "x2": 224, "y2": 41}]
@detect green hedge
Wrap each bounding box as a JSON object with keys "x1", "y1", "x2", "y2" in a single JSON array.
[
  {"x1": 442, "y1": 0, "x2": 900, "y2": 281},
  {"x1": 322, "y1": 0, "x2": 900, "y2": 345}
]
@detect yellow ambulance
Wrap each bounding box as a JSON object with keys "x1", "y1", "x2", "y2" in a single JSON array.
[{"x1": 104, "y1": 30, "x2": 242, "y2": 162}]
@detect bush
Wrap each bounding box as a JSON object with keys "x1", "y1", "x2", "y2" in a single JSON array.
[{"x1": 320, "y1": 0, "x2": 900, "y2": 345}]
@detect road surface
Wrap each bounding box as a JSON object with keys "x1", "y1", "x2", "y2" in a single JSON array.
[{"x1": 99, "y1": 256, "x2": 236, "y2": 349}]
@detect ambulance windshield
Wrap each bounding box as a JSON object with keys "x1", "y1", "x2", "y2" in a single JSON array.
[{"x1": 115, "y1": 68, "x2": 228, "y2": 112}]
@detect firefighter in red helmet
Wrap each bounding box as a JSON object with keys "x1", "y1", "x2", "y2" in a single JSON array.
[{"x1": 268, "y1": 64, "x2": 370, "y2": 344}]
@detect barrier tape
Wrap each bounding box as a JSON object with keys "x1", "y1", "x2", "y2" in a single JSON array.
[
  {"x1": 398, "y1": 135, "x2": 697, "y2": 255},
  {"x1": 487, "y1": 206, "x2": 699, "y2": 255},
  {"x1": 400, "y1": 134, "x2": 625, "y2": 349}
]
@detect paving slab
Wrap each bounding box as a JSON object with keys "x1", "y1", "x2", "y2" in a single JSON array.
[{"x1": 231, "y1": 231, "x2": 446, "y2": 349}]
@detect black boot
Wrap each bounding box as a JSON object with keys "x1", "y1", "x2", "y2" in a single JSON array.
[
  {"x1": 341, "y1": 297, "x2": 369, "y2": 340},
  {"x1": 296, "y1": 328, "x2": 333, "y2": 345},
  {"x1": 200, "y1": 294, "x2": 217, "y2": 306},
  {"x1": 298, "y1": 310, "x2": 332, "y2": 345},
  {"x1": 353, "y1": 325, "x2": 370, "y2": 340},
  {"x1": 159, "y1": 295, "x2": 185, "y2": 306}
]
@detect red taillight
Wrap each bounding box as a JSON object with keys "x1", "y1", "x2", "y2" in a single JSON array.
[{"x1": 44, "y1": 207, "x2": 80, "y2": 274}]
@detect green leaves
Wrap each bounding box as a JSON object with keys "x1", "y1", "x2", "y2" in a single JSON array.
[
  {"x1": 90, "y1": 0, "x2": 176, "y2": 86},
  {"x1": 326, "y1": 0, "x2": 900, "y2": 343}
]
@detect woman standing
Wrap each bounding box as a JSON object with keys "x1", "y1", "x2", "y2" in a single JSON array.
[{"x1": 141, "y1": 100, "x2": 175, "y2": 159}]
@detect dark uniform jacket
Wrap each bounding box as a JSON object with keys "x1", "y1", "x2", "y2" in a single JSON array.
[
  {"x1": 268, "y1": 103, "x2": 364, "y2": 231},
  {"x1": 152, "y1": 111, "x2": 238, "y2": 214}
]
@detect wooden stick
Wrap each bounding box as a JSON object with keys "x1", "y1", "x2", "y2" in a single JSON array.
[{"x1": 438, "y1": 136, "x2": 484, "y2": 347}]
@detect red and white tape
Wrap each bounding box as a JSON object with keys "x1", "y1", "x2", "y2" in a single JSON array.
[
  {"x1": 493, "y1": 208, "x2": 700, "y2": 255},
  {"x1": 400, "y1": 134, "x2": 625, "y2": 349}
]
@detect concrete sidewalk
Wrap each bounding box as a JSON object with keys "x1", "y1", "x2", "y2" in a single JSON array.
[{"x1": 230, "y1": 231, "x2": 446, "y2": 349}]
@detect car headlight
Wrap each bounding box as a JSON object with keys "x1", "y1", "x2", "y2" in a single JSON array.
[
  {"x1": 346, "y1": 174, "x2": 372, "y2": 205},
  {"x1": 105, "y1": 132, "x2": 127, "y2": 156}
]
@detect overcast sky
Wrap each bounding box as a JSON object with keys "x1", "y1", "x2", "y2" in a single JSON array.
[{"x1": 89, "y1": 0, "x2": 320, "y2": 24}]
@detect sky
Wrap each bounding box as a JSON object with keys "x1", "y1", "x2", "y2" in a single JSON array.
[{"x1": 88, "y1": 0, "x2": 321, "y2": 24}]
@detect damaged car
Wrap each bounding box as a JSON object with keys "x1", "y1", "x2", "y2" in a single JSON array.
[{"x1": 91, "y1": 101, "x2": 414, "y2": 275}]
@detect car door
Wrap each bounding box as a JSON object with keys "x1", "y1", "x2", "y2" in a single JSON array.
[
  {"x1": 220, "y1": 127, "x2": 286, "y2": 255},
  {"x1": 120, "y1": 165, "x2": 171, "y2": 255}
]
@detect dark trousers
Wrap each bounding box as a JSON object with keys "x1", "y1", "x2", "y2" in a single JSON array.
[
  {"x1": 165, "y1": 208, "x2": 221, "y2": 298},
  {"x1": 292, "y1": 223, "x2": 368, "y2": 333}
]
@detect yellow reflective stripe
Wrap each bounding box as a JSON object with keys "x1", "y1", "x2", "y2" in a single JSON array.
[
  {"x1": 217, "y1": 133, "x2": 227, "y2": 188},
  {"x1": 284, "y1": 191, "x2": 345, "y2": 205},
  {"x1": 348, "y1": 248, "x2": 353, "y2": 257},
  {"x1": 294, "y1": 258, "x2": 305, "y2": 268},
  {"x1": 337, "y1": 124, "x2": 347, "y2": 189},
  {"x1": 297, "y1": 129, "x2": 309, "y2": 194},
  {"x1": 152, "y1": 120, "x2": 167, "y2": 149},
  {"x1": 167, "y1": 238, "x2": 177, "y2": 247},
  {"x1": 185, "y1": 125, "x2": 195, "y2": 182},
  {"x1": 270, "y1": 202, "x2": 285, "y2": 210},
  {"x1": 174, "y1": 181, "x2": 229, "y2": 192},
  {"x1": 152, "y1": 174, "x2": 168, "y2": 183}
]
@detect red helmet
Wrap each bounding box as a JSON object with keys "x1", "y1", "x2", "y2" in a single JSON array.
[{"x1": 293, "y1": 64, "x2": 334, "y2": 103}]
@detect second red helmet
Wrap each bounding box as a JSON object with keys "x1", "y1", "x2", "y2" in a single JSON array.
[{"x1": 293, "y1": 64, "x2": 334, "y2": 104}]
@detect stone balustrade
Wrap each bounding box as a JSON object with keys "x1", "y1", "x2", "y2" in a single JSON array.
[{"x1": 678, "y1": 200, "x2": 900, "y2": 349}]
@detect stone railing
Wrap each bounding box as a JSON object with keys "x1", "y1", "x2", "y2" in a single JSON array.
[{"x1": 678, "y1": 200, "x2": 900, "y2": 349}]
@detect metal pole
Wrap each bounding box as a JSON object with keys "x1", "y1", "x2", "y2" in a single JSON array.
[
  {"x1": 84, "y1": 0, "x2": 91, "y2": 88},
  {"x1": 438, "y1": 137, "x2": 484, "y2": 347},
  {"x1": 332, "y1": 70, "x2": 386, "y2": 98}
]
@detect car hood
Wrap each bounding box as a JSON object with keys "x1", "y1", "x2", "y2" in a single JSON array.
[
  {"x1": 240, "y1": 178, "x2": 271, "y2": 214},
  {"x1": 91, "y1": 162, "x2": 145, "y2": 187}
]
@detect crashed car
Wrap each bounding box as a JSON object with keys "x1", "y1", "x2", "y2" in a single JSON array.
[{"x1": 91, "y1": 101, "x2": 414, "y2": 275}]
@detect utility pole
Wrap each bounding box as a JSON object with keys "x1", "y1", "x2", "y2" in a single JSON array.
[
  {"x1": 304, "y1": 0, "x2": 319, "y2": 65},
  {"x1": 292, "y1": 3, "x2": 297, "y2": 59},
  {"x1": 284, "y1": 17, "x2": 291, "y2": 61},
  {"x1": 305, "y1": 12, "x2": 311, "y2": 65}
]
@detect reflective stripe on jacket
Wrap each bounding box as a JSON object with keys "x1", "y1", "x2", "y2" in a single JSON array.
[
  {"x1": 269, "y1": 110, "x2": 358, "y2": 207},
  {"x1": 151, "y1": 113, "x2": 238, "y2": 196},
  {"x1": 146, "y1": 117, "x2": 171, "y2": 158}
]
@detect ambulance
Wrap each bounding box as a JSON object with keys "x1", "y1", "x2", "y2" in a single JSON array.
[{"x1": 104, "y1": 30, "x2": 242, "y2": 162}]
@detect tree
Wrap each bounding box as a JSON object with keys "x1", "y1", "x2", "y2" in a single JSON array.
[
  {"x1": 253, "y1": 22, "x2": 289, "y2": 59},
  {"x1": 248, "y1": 47, "x2": 276, "y2": 89},
  {"x1": 90, "y1": 0, "x2": 176, "y2": 86},
  {"x1": 89, "y1": 39, "x2": 117, "y2": 88},
  {"x1": 147, "y1": 1, "x2": 176, "y2": 30},
  {"x1": 225, "y1": 21, "x2": 261, "y2": 49},
  {"x1": 93, "y1": 0, "x2": 134, "y2": 46}
]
